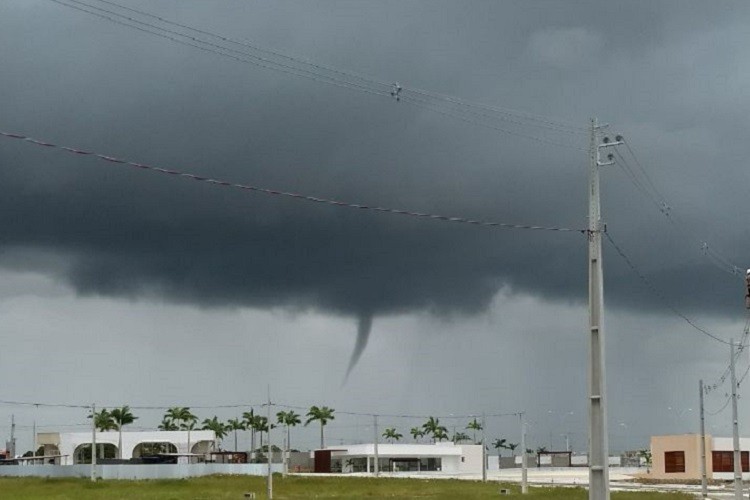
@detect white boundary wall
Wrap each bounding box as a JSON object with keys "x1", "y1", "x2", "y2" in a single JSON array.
[{"x1": 0, "y1": 463, "x2": 283, "y2": 480}]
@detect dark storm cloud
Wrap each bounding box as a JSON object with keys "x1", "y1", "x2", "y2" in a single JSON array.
[{"x1": 1, "y1": 0, "x2": 749, "y2": 340}]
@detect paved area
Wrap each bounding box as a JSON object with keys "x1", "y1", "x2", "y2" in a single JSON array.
[{"x1": 296, "y1": 468, "x2": 750, "y2": 497}]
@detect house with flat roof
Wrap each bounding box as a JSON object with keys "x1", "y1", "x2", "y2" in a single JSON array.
[
  {"x1": 37, "y1": 430, "x2": 216, "y2": 465},
  {"x1": 650, "y1": 434, "x2": 750, "y2": 480},
  {"x1": 314, "y1": 443, "x2": 483, "y2": 475}
]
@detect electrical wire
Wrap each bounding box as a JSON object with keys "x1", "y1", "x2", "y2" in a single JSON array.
[
  {"x1": 48, "y1": 0, "x2": 391, "y2": 100},
  {"x1": 0, "y1": 397, "x2": 521, "y2": 420},
  {"x1": 47, "y1": 0, "x2": 586, "y2": 150},
  {"x1": 706, "y1": 396, "x2": 731, "y2": 416},
  {"x1": 398, "y1": 94, "x2": 586, "y2": 151},
  {"x1": 612, "y1": 140, "x2": 743, "y2": 280},
  {"x1": 0, "y1": 130, "x2": 585, "y2": 233},
  {"x1": 704, "y1": 314, "x2": 750, "y2": 394},
  {"x1": 604, "y1": 231, "x2": 732, "y2": 346},
  {"x1": 81, "y1": 0, "x2": 585, "y2": 134}
]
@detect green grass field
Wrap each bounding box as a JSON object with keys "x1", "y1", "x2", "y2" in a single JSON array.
[{"x1": 0, "y1": 475, "x2": 695, "y2": 499}]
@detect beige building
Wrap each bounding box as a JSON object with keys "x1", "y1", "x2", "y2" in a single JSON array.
[{"x1": 650, "y1": 434, "x2": 750, "y2": 481}]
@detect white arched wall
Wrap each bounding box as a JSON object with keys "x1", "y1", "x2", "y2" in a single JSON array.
[{"x1": 56, "y1": 431, "x2": 216, "y2": 464}]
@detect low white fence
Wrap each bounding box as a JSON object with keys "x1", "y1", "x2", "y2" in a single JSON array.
[{"x1": 0, "y1": 463, "x2": 284, "y2": 480}]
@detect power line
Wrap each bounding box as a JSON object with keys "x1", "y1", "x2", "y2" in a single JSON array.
[
  {"x1": 706, "y1": 396, "x2": 732, "y2": 416},
  {"x1": 0, "y1": 399, "x2": 263, "y2": 410},
  {"x1": 0, "y1": 397, "x2": 522, "y2": 420},
  {"x1": 47, "y1": 0, "x2": 585, "y2": 150},
  {"x1": 0, "y1": 130, "x2": 584, "y2": 233},
  {"x1": 398, "y1": 94, "x2": 586, "y2": 151},
  {"x1": 272, "y1": 402, "x2": 522, "y2": 420},
  {"x1": 48, "y1": 0, "x2": 391, "y2": 100},
  {"x1": 704, "y1": 314, "x2": 750, "y2": 394},
  {"x1": 604, "y1": 231, "x2": 732, "y2": 346},
  {"x1": 80, "y1": 0, "x2": 585, "y2": 134},
  {"x1": 612, "y1": 140, "x2": 743, "y2": 280}
]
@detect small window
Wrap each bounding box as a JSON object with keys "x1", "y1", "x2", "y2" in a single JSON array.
[
  {"x1": 664, "y1": 451, "x2": 685, "y2": 473},
  {"x1": 713, "y1": 451, "x2": 750, "y2": 472}
]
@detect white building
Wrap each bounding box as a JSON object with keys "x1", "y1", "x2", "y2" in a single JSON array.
[
  {"x1": 324, "y1": 443, "x2": 483, "y2": 475},
  {"x1": 37, "y1": 431, "x2": 216, "y2": 465}
]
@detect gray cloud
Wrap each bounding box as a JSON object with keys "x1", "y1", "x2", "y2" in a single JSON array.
[{"x1": 1, "y1": 0, "x2": 749, "y2": 373}]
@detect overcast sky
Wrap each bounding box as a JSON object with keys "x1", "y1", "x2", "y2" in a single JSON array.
[{"x1": 1, "y1": 0, "x2": 749, "y2": 455}]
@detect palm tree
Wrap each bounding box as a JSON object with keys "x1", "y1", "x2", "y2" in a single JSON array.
[
  {"x1": 158, "y1": 417, "x2": 178, "y2": 431},
  {"x1": 276, "y1": 410, "x2": 302, "y2": 452},
  {"x1": 164, "y1": 407, "x2": 198, "y2": 454},
  {"x1": 202, "y1": 416, "x2": 229, "y2": 451},
  {"x1": 409, "y1": 427, "x2": 424, "y2": 443},
  {"x1": 382, "y1": 428, "x2": 403, "y2": 444},
  {"x1": 433, "y1": 427, "x2": 450, "y2": 442},
  {"x1": 180, "y1": 410, "x2": 198, "y2": 455},
  {"x1": 227, "y1": 418, "x2": 246, "y2": 452},
  {"x1": 87, "y1": 408, "x2": 116, "y2": 459},
  {"x1": 507, "y1": 443, "x2": 519, "y2": 456},
  {"x1": 110, "y1": 406, "x2": 138, "y2": 460},
  {"x1": 466, "y1": 418, "x2": 483, "y2": 444},
  {"x1": 305, "y1": 406, "x2": 335, "y2": 449},
  {"x1": 165, "y1": 407, "x2": 190, "y2": 424},
  {"x1": 254, "y1": 416, "x2": 275, "y2": 451},
  {"x1": 422, "y1": 417, "x2": 447, "y2": 443},
  {"x1": 242, "y1": 410, "x2": 257, "y2": 452},
  {"x1": 493, "y1": 438, "x2": 508, "y2": 457},
  {"x1": 452, "y1": 431, "x2": 471, "y2": 444}
]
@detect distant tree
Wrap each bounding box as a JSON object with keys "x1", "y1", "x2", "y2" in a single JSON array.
[
  {"x1": 452, "y1": 431, "x2": 471, "y2": 444},
  {"x1": 536, "y1": 446, "x2": 548, "y2": 454},
  {"x1": 638, "y1": 449, "x2": 652, "y2": 469},
  {"x1": 492, "y1": 438, "x2": 508, "y2": 457},
  {"x1": 87, "y1": 408, "x2": 116, "y2": 459},
  {"x1": 202, "y1": 416, "x2": 229, "y2": 451},
  {"x1": 180, "y1": 412, "x2": 198, "y2": 455},
  {"x1": 466, "y1": 418, "x2": 483, "y2": 444},
  {"x1": 227, "y1": 418, "x2": 246, "y2": 452},
  {"x1": 276, "y1": 410, "x2": 302, "y2": 452},
  {"x1": 383, "y1": 428, "x2": 403, "y2": 444},
  {"x1": 242, "y1": 410, "x2": 258, "y2": 452},
  {"x1": 164, "y1": 407, "x2": 198, "y2": 453},
  {"x1": 305, "y1": 406, "x2": 335, "y2": 449},
  {"x1": 88, "y1": 409, "x2": 117, "y2": 432},
  {"x1": 410, "y1": 427, "x2": 425, "y2": 443},
  {"x1": 432, "y1": 427, "x2": 450, "y2": 442},
  {"x1": 507, "y1": 443, "x2": 519, "y2": 456},
  {"x1": 256, "y1": 416, "x2": 269, "y2": 450},
  {"x1": 158, "y1": 417, "x2": 178, "y2": 431},
  {"x1": 422, "y1": 417, "x2": 448, "y2": 443},
  {"x1": 110, "y1": 406, "x2": 138, "y2": 460}
]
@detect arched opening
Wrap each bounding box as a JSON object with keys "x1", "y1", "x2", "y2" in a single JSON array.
[
  {"x1": 73, "y1": 443, "x2": 117, "y2": 464},
  {"x1": 191, "y1": 440, "x2": 212, "y2": 455},
  {"x1": 132, "y1": 442, "x2": 178, "y2": 458}
]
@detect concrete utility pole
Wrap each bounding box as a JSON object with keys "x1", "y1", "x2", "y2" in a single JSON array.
[
  {"x1": 588, "y1": 118, "x2": 620, "y2": 500},
  {"x1": 373, "y1": 415, "x2": 379, "y2": 477},
  {"x1": 9, "y1": 414, "x2": 15, "y2": 459},
  {"x1": 481, "y1": 413, "x2": 487, "y2": 483},
  {"x1": 699, "y1": 379, "x2": 707, "y2": 499},
  {"x1": 520, "y1": 413, "x2": 528, "y2": 494},
  {"x1": 267, "y1": 388, "x2": 273, "y2": 500},
  {"x1": 91, "y1": 404, "x2": 97, "y2": 482},
  {"x1": 282, "y1": 431, "x2": 288, "y2": 478},
  {"x1": 730, "y1": 340, "x2": 743, "y2": 500}
]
